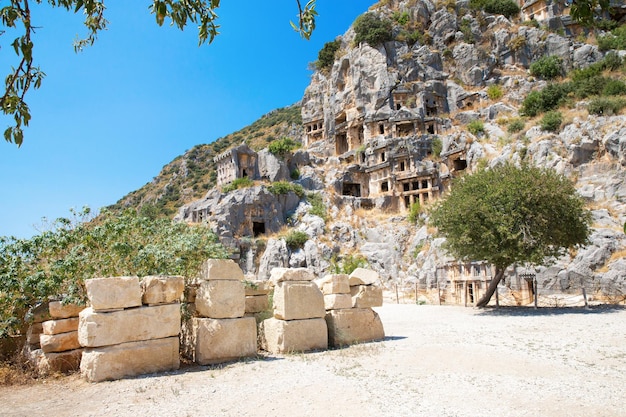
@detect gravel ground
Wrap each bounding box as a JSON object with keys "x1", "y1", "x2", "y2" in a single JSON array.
[{"x1": 1, "y1": 303, "x2": 625, "y2": 417}]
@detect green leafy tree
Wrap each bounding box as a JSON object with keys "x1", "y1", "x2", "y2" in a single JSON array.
[
  {"x1": 1, "y1": 0, "x2": 317, "y2": 147},
  {"x1": 529, "y1": 56, "x2": 563, "y2": 80},
  {"x1": 0, "y1": 207, "x2": 227, "y2": 338},
  {"x1": 316, "y1": 39, "x2": 341, "y2": 71},
  {"x1": 353, "y1": 12, "x2": 393, "y2": 46},
  {"x1": 430, "y1": 163, "x2": 591, "y2": 307}
]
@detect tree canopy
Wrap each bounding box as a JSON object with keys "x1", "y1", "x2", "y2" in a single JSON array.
[
  {"x1": 1, "y1": 0, "x2": 317, "y2": 147},
  {"x1": 0, "y1": 207, "x2": 228, "y2": 338},
  {"x1": 430, "y1": 163, "x2": 591, "y2": 307}
]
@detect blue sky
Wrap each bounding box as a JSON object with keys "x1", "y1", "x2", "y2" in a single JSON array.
[{"x1": 0, "y1": 1, "x2": 374, "y2": 238}]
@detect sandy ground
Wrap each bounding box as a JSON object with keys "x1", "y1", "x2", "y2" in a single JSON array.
[{"x1": 1, "y1": 304, "x2": 625, "y2": 417}]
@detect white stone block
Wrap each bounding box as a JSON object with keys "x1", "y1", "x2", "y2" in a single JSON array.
[
  {"x1": 85, "y1": 276, "x2": 142, "y2": 311},
  {"x1": 314, "y1": 274, "x2": 350, "y2": 295},
  {"x1": 78, "y1": 304, "x2": 180, "y2": 348},
  {"x1": 260, "y1": 317, "x2": 328, "y2": 354},
  {"x1": 42, "y1": 317, "x2": 79, "y2": 335},
  {"x1": 195, "y1": 280, "x2": 245, "y2": 319},
  {"x1": 40, "y1": 331, "x2": 80, "y2": 353},
  {"x1": 199, "y1": 259, "x2": 244, "y2": 281},
  {"x1": 325, "y1": 308, "x2": 385, "y2": 347},
  {"x1": 38, "y1": 349, "x2": 83, "y2": 375},
  {"x1": 273, "y1": 281, "x2": 325, "y2": 320},
  {"x1": 141, "y1": 275, "x2": 184, "y2": 305},
  {"x1": 192, "y1": 317, "x2": 257, "y2": 365},
  {"x1": 350, "y1": 285, "x2": 383, "y2": 308},
  {"x1": 269, "y1": 267, "x2": 315, "y2": 284},
  {"x1": 80, "y1": 337, "x2": 179, "y2": 382},
  {"x1": 244, "y1": 280, "x2": 272, "y2": 296},
  {"x1": 349, "y1": 268, "x2": 381, "y2": 286},
  {"x1": 324, "y1": 293, "x2": 353, "y2": 310},
  {"x1": 48, "y1": 301, "x2": 85, "y2": 319}
]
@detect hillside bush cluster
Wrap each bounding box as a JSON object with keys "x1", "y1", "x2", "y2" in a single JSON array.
[
  {"x1": 468, "y1": 119, "x2": 485, "y2": 136},
  {"x1": 540, "y1": 111, "x2": 563, "y2": 132},
  {"x1": 529, "y1": 55, "x2": 563, "y2": 80},
  {"x1": 268, "y1": 137, "x2": 299, "y2": 157},
  {"x1": 306, "y1": 192, "x2": 327, "y2": 221},
  {"x1": 222, "y1": 177, "x2": 254, "y2": 193},
  {"x1": 598, "y1": 24, "x2": 626, "y2": 51},
  {"x1": 316, "y1": 39, "x2": 341, "y2": 71},
  {"x1": 330, "y1": 254, "x2": 368, "y2": 275},
  {"x1": 268, "y1": 181, "x2": 305, "y2": 198},
  {"x1": 469, "y1": 0, "x2": 520, "y2": 18},
  {"x1": 354, "y1": 13, "x2": 393, "y2": 46},
  {"x1": 284, "y1": 230, "x2": 309, "y2": 250}
]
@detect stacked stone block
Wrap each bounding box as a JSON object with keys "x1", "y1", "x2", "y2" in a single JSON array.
[
  {"x1": 187, "y1": 259, "x2": 257, "y2": 365},
  {"x1": 79, "y1": 276, "x2": 182, "y2": 382},
  {"x1": 322, "y1": 268, "x2": 385, "y2": 347},
  {"x1": 260, "y1": 268, "x2": 327, "y2": 354},
  {"x1": 244, "y1": 280, "x2": 272, "y2": 315},
  {"x1": 35, "y1": 301, "x2": 84, "y2": 374}
]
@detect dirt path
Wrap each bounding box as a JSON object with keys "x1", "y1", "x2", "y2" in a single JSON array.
[{"x1": 2, "y1": 304, "x2": 625, "y2": 417}]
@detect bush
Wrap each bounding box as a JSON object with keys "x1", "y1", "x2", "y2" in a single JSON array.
[
  {"x1": 316, "y1": 39, "x2": 341, "y2": 71},
  {"x1": 353, "y1": 13, "x2": 393, "y2": 46},
  {"x1": 268, "y1": 181, "x2": 305, "y2": 198},
  {"x1": 268, "y1": 137, "x2": 299, "y2": 157},
  {"x1": 530, "y1": 55, "x2": 563, "y2": 80},
  {"x1": 602, "y1": 78, "x2": 626, "y2": 96},
  {"x1": 459, "y1": 18, "x2": 474, "y2": 44},
  {"x1": 284, "y1": 230, "x2": 309, "y2": 250},
  {"x1": 520, "y1": 83, "x2": 569, "y2": 117},
  {"x1": 306, "y1": 192, "x2": 327, "y2": 221},
  {"x1": 483, "y1": 0, "x2": 520, "y2": 18},
  {"x1": 468, "y1": 119, "x2": 485, "y2": 136},
  {"x1": 507, "y1": 118, "x2": 525, "y2": 133},
  {"x1": 598, "y1": 24, "x2": 626, "y2": 51},
  {"x1": 407, "y1": 203, "x2": 422, "y2": 224},
  {"x1": 431, "y1": 136, "x2": 443, "y2": 158},
  {"x1": 571, "y1": 75, "x2": 607, "y2": 99},
  {"x1": 540, "y1": 111, "x2": 562, "y2": 132},
  {"x1": 487, "y1": 84, "x2": 503, "y2": 100},
  {"x1": 290, "y1": 168, "x2": 300, "y2": 180},
  {"x1": 602, "y1": 52, "x2": 623, "y2": 71},
  {"x1": 222, "y1": 177, "x2": 253, "y2": 193},
  {"x1": 587, "y1": 96, "x2": 626, "y2": 115},
  {"x1": 330, "y1": 254, "x2": 368, "y2": 275}
]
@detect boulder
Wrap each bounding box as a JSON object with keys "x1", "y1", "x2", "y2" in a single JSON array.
[
  {"x1": 141, "y1": 275, "x2": 184, "y2": 305},
  {"x1": 80, "y1": 337, "x2": 180, "y2": 382},
  {"x1": 195, "y1": 280, "x2": 245, "y2": 319},
  {"x1": 325, "y1": 308, "x2": 385, "y2": 347},
  {"x1": 349, "y1": 268, "x2": 381, "y2": 286},
  {"x1": 245, "y1": 295, "x2": 270, "y2": 314},
  {"x1": 42, "y1": 317, "x2": 79, "y2": 335},
  {"x1": 260, "y1": 317, "x2": 328, "y2": 354},
  {"x1": 269, "y1": 267, "x2": 316, "y2": 284},
  {"x1": 199, "y1": 259, "x2": 245, "y2": 281},
  {"x1": 40, "y1": 331, "x2": 80, "y2": 353},
  {"x1": 350, "y1": 285, "x2": 384, "y2": 308},
  {"x1": 257, "y1": 239, "x2": 290, "y2": 280},
  {"x1": 273, "y1": 281, "x2": 325, "y2": 320},
  {"x1": 314, "y1": 274, "x2": 350, "y2": 295},
  {"x1": 78, "y1": 304, "x2": 180, "y2": 348},
  {"x1": 48, "y1": 301, "x2": 85, "y2": 319},
  {"x1": 191, "y1": 317, "x2": 257, "y2": 365},
  {"x1": 85, "y1": 277, "x2": 142, "y2": 311},
  {"x1": 324, "y1": 294, "x2": 353, "y2": 310}
]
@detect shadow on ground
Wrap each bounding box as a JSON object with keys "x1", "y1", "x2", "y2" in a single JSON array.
[{"x1": 475, "y1": 304, "x2": 626, "y2": 317}]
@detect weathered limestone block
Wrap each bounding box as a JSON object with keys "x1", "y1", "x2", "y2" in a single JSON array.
[
  {"x1": 42, "y1": 317, "x2": 79, "y2": 335},
  {"x1": 40, "y1": 331, "x2": 80, "y2": 353},
  {"x1": 324, "y1": 294, "x2": 353, "y2": 310},
  {"x1": 85, "y1": 276, "x2": 142, "y2": 311},
  {"x1": 273, "y1": 281, "x2": 325, "y2": 320},
  {"x1": 195, "y1": 280, "x2": 245, "y2": 319},
  {"x1": 350, "y1": 285, "x2": 383, "y2": 308},
  {"x1": 192, "y1": 317, "x2": 257, "y2": 365},
  {"x1": 270, "y1": 267, "x2": 315, "y2": 284},
  {"x1": 78, "y1": 304, "x2": 180, "y2": 348},
  {"x1": 80, "y1": 337, "x2": 180, "y2": 382},
  {"x1": 48, "y1": 301, "x2": 84, "y2": 319},
  {"x1": 38, "y1": 349, "x2": 83, "y2": 375},
  {"x1": 141, "y1": 275, "x2": 184, "y2": 305},
  {"x1": 325, "y1": 308, "x2": 385, "y2": 347},
  {"x1": 314, "y1": 274, "x2": 350, "y2": 295},
  {"x1": 199, "y1": 259, "x2": 244, "y2": 281},
  {"x1": 244, "y1": 280, "x2": 272, "y2": 296},
  {"x1": 27, "y1": 323, "x2": 44, "y2": 346},
  {"x1": 260, "y1": 317, "x2": 328, "y2": 354},
  {"x1": 349, "y1": 268, "x2": 380, "y2": 286},
  {"x1": 245, "y1": 295, "x2": 270, "y2": 314}
]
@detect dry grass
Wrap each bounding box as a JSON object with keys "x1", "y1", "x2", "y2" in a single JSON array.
[{"x1": 0, "y1": 360, "x2": 38, "y2": 386}]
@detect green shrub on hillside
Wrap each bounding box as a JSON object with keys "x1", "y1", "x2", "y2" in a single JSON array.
[
  {"x1": 469, "y1": 0, "x2": 520, "y2": 18},
  {"x1": 487, "y1": 84, "x2": 503, "y2": 100},
  {"x1": 268, "y1": 137, "x2": 299, "y2": 157},
  {"x1": 316, "y1": 39, "x2": 341, "y2": 71},
  {"x1": 306, "y1": 192, "x2": 327, "y2": 221},
  {"x1": 540, "y1": 111, "x2": 562, "y2": 132},
  {"x1": 407, "y1": 203, "x2": 422, "y2": 224},
  {"x1": 598, "y1": 24, "x2": 626, "y2": 51},
  {"x1": 530, "y1": 56, "x2": 563, "y2": 80},
  {"x1": 285, "y1": 230, "x2": 309, "y2": 250},
  {"x1": 431, "y1": 136, "x2": 443, "y2": 158},
  {"x1": 330, "y1": 254, "x2": 368, "y2": 275},
  {"x1": 468, "y1": 119, "x2": 485, "y2": 136},
  {"x1": 507, "y1": 118, "x2": 525, "y2": 133},
  {"x1": 222, "y1": 177, "x2": 253, "y2": 193},
  {"x1": 268, "y1": 181, "x2": 305, "y2": 198},
  {"x1": 587, "y1": 96, "x2": 626, "y2": 115},
  {"x1": 602, "y1": 78, "x2": 626, "y2": 96},
  {"x1": 354, "y1": 13, "x2": 393, "y2": 46}
]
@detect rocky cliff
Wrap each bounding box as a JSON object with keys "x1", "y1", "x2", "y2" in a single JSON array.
[{"x1": 172, "y1": 0, "x2": 625, "y2": 302}]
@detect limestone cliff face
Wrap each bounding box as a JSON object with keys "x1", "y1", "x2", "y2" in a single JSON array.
[{"x1": 176, "y1": 0, "x2": 626, "y2": 300}]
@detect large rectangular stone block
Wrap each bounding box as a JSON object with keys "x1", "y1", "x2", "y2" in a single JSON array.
[
  {"x1": 48, "y1": 301, "x2": 85, "y2": 319},
  {"x1": 325, "y1": 308, "x2": 385, "y2": 347},
  {"x1": 195, "y1": 280, "x2": 245, "y2": 319},
  {"x1": 40, "y1": 331, "x2": 80, "y2": 353},
  {"x1": 245, "y1": 295, "x2": 269, "y2": 314},
  {"x1": 260, "y1": 317, "x2": 328, "y2": 354},
  {"x1": 42, "y1": 317, "x2": 79, "y2": 335},
  {"x1": 270, "y1": 267, "x2": 315, "y2": 284},
  {"x1": 273, "y1": 281, "x2": 325, "y2": 320},
  {"x1": 38, "y1": 349, "x2": 83, "y2": 375},
  {"x1": 315, "y1": 274, "x2": 350, "y2": 295},
  {"x1": 192, "y1": 317, "x2": 257, "y2": 365},
  {"x1": 80, "y1": 337, "x2": 180, "y2": 382},
  {"x1": 350, "y1": 285, "x2": 383, "y2": 308},
  {"x1": 349, "y1": 268, "x2": 380, "y2": 286},
  {"x1": 199, "y1": 259, "x2": 244, "y2": 281},
  {"x1": 324, "y1": 294, "x2": 353, "y2": 310},
  {"x1": 244, "y1": 280, "x2": 272, "y2": 296},
  {"x1": 27, "y1": 323, "x2": 43, "y2": 346},
  {"x1": 141, "y1": 275, "x2": 184, "y2": 305},
  {"x1": 78, "y1": 304, "x2": 180, "y2": 348},
  {"x1": 85, "y1": 276, "x2": 142, "y2": 311}
]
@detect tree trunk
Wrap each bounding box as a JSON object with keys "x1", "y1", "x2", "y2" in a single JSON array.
[{"x1": 475, "y1": 267, "x2": 505, "y2": 308}]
